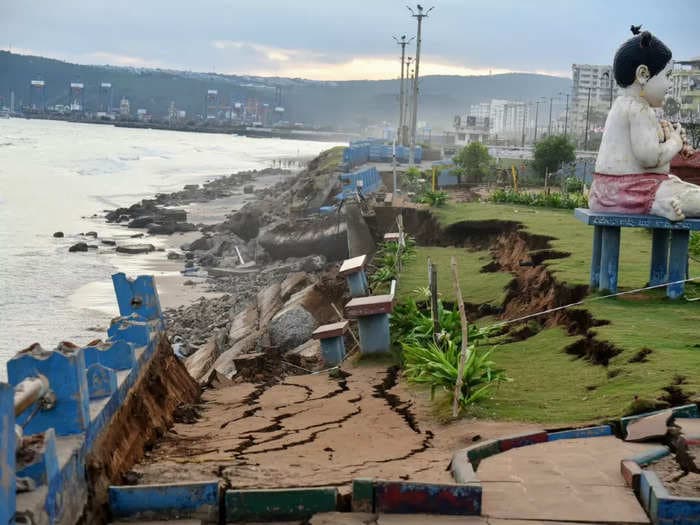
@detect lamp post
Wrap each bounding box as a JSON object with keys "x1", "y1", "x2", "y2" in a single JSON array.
[
  {"x1": 534, "y1": 99, "x2": 543, "y2": 143},
  {"x1": 407, "y1": 4, "x2": 434, "y2": 166},
  {"x1": 393, "y1": 35, "x2": 414, "y2": 145},
  {"x1": 560, "y1": 92, "x2": 570, "y2": 138}
]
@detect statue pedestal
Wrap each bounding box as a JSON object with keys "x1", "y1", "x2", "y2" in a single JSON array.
[{"x1": 575, "y1": 208, "x2": 700, "y2": 298}]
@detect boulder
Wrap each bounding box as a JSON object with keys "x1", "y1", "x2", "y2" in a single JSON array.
[
  {"x1": 127, "y1": 216, "x2": 155, "y2": 229},
  {"x1": 53, "y1": 231, "x2": 64, "y2": 238},
  {"x1": 243, "y1": 184, "x2": 254, "y2": 194},
  {"x1": 187, "y1": 235, "x2": 216, "y2": 252},
  {"x1": 101, "y1": 239, "x2": 116, "y2": 246},
  {"x1": 68, "y1": 242, "x2": 88, "y2": 252},
  {"x1": 268, "y1": 305, "x2": 317, "y2": 352},
  {"x1": 147, "y1": 223, "x2": 175, "y2": 235},
  {"x1": 280, "y1": 272, "x2": 310, "y2": 302},
  {"x1": 167, "y1": 251, "x2": 182, "y2": 260},
  {"x1": 219, "y1": 207, "x2": 262, "y2": 241},
  {"x1": 173, "y1": 222, "x2": 197, "y2": 232},
  {"x1": 116, "y1": 244, "x2": 156, "y2": 254},
  {"x1": 130, "y1": 233, "x2": 144, "y2": 238},
  {"x1": 84, "y1": 231, "x2": 98, "y2": 238},
  {"x1": 286, "y1": 283, "x2": 337, "y2": 324},
  {"x1": 155, "y1": 208, "x2": 187, "y2": 223}
]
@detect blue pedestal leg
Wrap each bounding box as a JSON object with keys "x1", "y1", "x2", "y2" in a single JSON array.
[
  {"x1": 667, "y1": 229, "x2": 689, "y2": 299},
  {"x1": 649, "y1": 229, "x2": 670, "y2": 286},
  {"x1": 590, "y1": 226, "x2": 603, "y2": 291},
  {"x1": 357, "y1": 313, "x2": 390, "y2": 354},
  {"x1": 599, "y1": 226, "x2": 620, "y2": 293}
]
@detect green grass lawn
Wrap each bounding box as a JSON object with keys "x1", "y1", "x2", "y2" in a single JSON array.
[
  {"x1": 404, "y1": 200, "x2": 700, "y2": 425},
  {"x1": 396, "y1": 246, "x2": 511, "y2": 305}
]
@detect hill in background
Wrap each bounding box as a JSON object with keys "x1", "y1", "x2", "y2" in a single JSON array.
[{"x1": 0, "y1": 51, "x2": 571, "y2": 131}]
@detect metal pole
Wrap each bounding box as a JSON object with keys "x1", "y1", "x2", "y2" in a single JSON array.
[
  {"x1": 408, "y1": 5, "x2": 433, "y2": 166},
  {"x1": 548, "y1": 96, "x2": 554, "y2": 136},
  {"x1": 584, "y1": 86, "x2": 592, "y2": 150},
  {"x1": 521, "y1": 102, "x2": 527, "y2": 147},
  {"x1": 394, "y1": 35, "x2": 413, "y2": 145},
  {"x1": 564, "y1": 93, "x2": 570, "y2": 138},
  {"x1": 534, "y1": 100, "x2": 541, "y2": 143}
]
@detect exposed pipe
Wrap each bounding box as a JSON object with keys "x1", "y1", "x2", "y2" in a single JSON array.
[{"x1": 14, "y1": 375, "x2": 50, "y2": 417}]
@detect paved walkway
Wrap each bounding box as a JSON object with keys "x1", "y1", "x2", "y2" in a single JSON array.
[{"x1": 476, "y1": 436, "x2": 655, "y2": 524}]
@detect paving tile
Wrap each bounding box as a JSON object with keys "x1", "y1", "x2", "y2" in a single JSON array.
[{"x1": 625, "y1": 409, "x2": 673, "y2": 442}]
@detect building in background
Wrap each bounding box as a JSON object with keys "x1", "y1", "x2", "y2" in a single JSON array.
[
  {"x1": 672, "y1": 57, "x2": 700, "y2": 120},
  {"x1": 119, "y1": 97, "x2": 130, "y2": 117},
  {"x1": 571, "y1": 64, "x2": 618, "y2": 143}
]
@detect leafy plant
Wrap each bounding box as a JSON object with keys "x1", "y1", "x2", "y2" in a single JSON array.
[
  {"x1": 418, "y1": 190, "x2": 448, "y2": 207},
  {"x1": 563, "y1": 176, "x2": 583, "y2": 194},
  {"x1": 368, "y1": 237, "x2": 416, "y2": 292},
  {"x1": 402, "y1": 339, "x2": 509, "y2": 409},
  {"x1": 690, "y1": 232, "x2": 700, "y2": 259}
]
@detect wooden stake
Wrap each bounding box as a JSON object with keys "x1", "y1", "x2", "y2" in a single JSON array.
[{"x1": 450, "y1": 256, "x2": 469, "y2": 418}]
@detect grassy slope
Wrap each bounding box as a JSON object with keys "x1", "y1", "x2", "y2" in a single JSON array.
[
  {"x1": 420, "y1": 201, "x2": 700, "y2": 424},
  {"x1": 396, "y1": 246, "x2": 511, "y2": 305}
]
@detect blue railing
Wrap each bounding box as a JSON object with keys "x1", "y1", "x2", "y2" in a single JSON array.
[{"x1": 0, "y1": 273, "x2": 165, "y2": 525}]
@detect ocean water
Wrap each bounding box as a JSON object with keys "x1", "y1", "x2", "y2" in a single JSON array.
[{"x1": 0, "y1": 118, "x2": 337, "y2": 377}]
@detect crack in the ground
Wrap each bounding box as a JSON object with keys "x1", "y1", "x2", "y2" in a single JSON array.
[
  {"x1": 219, "y1": 383, "x2": 268, "y2": 429},
  {"x1": 372, "y1": 366, "x2": 421, "y2": 434}
]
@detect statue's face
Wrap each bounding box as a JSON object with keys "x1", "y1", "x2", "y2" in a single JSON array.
[{"x1": 642, "y1": 61, "x2": 673, "y2": 108}]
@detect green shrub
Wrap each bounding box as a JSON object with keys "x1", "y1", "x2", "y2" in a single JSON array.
[
  {"x1": 491, "y1": 188, "x2": 587, "y2": 209},
  {"x1": 402, "y1": 339, "x2": 509, "y2": 408},
  {"x1": 690, "y1": 232, "x2": 700, "y2": 259},
  {"x1": 563, "y1": 176, "x2": 584, "y2": 194},
  {"x1": 369, "y1": 237, "x2": 416, "y2": 292},
  {"x1": 418, "y1": 190, "x2": 448, "y2": 207}
]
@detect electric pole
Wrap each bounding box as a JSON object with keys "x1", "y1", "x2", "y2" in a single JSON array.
[
  {"x1": 560, "y1": 92, "x2": 570, "y2": 138},
  {"x1": 547, "y1": 96, "x2": 554, "y2": 136},
  {"x1": 407, "y1": 4, "x2": 434, "y2": 165},
  {"x1": 534, "y1": 99, "x2": 542, "y2": 143},
  {"x1": 394, "y1": 35, "x2": 413, "y2": 146},
  {"x1": 404, "y1": 57, "x2": 414, "y2": 147}
]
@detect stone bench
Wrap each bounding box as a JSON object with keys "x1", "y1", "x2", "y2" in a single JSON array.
[
  {"x1": 574, "y1": 208, "x2": 700, "y2": 299},
  {"x1": 383, "y1": 232, "x2": 400, "y2": 242},
  {"x1": 312, "y1": 321, "x2": 349, "y2": 366},
  {"x1": 338, "y1": 255, "x2": 369, "y2": 297},
  {"x1": 345, "y1": 295, "x2": 394, "y2": 354}
]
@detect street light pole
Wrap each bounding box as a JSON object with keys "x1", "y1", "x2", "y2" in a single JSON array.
[
  {"x1": 547, "y1": 96, "x2": 554, "y2": 136},
  {"x1": 393, "y1": 35, "x2": 413, "y2": 145},
  {"x1": 534, "y1": 100, "x2": 541, "y2": 143},
  {"x1": 562, "y1": 93, "x2": 570, "y2": 138},
  {"x1": 407, "y1": 4, "x2": 433, "y2": 166},
  {"x1": 521, "y1": 102, "x2": 527, "y2": 147},
  {"x1": 404, "y1": 57, "x2": 414, "y2": 145}
]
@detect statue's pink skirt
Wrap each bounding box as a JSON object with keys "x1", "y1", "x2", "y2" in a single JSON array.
[{"x1": 589, "y1": 172, "x2": 670, "y2": 214}]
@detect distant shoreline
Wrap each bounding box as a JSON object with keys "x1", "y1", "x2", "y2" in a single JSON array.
[{"x1": 16, "y1": 113, "x2": 358, "y2": 143}]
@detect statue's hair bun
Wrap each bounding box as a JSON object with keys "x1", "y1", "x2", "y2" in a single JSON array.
[{"x1": 640, "y1": 31, "x2": 652, "y2": 47}]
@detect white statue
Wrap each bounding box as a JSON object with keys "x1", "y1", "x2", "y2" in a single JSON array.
[{"x1": 590, "y1": 27, "x2": 698, "y2": 221}]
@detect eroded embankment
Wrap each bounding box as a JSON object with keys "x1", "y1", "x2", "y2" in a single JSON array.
[{"x1": 85, "y1": 336, "x2": 200, "y2": 523}]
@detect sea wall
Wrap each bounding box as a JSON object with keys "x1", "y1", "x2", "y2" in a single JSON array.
[{"x1": 0, "y1": 273, "x2": 198, "y2": 525}]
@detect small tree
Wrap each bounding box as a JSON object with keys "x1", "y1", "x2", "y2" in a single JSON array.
[
  {"x1": 532, "y1": 135, "x2": 576, "y2": 177},
  {"x1": 453, "y1": 142, "x2": 492, "y2": 183}
]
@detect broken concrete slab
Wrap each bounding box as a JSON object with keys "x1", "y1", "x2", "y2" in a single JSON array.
[
  {"x1": 228, "y1": 304, "x2": 258, "y2": 346},
  {"x1": 625, "y1": 409, "x2": 673, "y2": 442},
  {"x1": 257, "y1": 282, "x2": 282, "y2": 327},
  {"x1": 285, "y1": 339, "x2": 322, "y2": 371},
  {"x1": 280, "y1": 272, "x2": 310, "y2": 302},
  {"x1": 184, "y1": 332, "x2": 226, "y2": 384}
]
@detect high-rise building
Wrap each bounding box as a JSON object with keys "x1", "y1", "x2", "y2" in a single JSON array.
[
  {"x1": 671, "y1": 57, "x2": 700, "y2": 120},
  {"x1": 571, "y1": 64, "x2": 618, "y2": 141},
  {"x1": 119, "y1": 97, "x2": 130, "y2": 117}
]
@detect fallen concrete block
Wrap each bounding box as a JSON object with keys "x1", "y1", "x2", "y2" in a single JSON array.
[{"x1": 625, "y1": 409, "x2": 673, "y2": 442}]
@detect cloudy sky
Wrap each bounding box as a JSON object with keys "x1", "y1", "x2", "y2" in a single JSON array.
[{"x1": 2, "y1": 0, "x2": 698, "y2": 80}]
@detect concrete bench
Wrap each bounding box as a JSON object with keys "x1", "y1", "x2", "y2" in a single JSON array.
[
  {"x1": 345, "y1": 295, "x2": 394, "y2": 354},
  {"x1": 312, "y1": 321, "x2": 349, "y2": 366},
  {"x1": 338, "y1": 254, "x2": 369, "y2": 297},
  {"x1": 383, "y1": 232, "x2": 400, "y2": 242},
  {"x1": 574, "y1": 208, "x2": 700, "y2": 299}
]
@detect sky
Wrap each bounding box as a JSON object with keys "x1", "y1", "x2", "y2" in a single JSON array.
[{"x1": 1, "y1": 0, "x2": 698, "y2": 81}]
